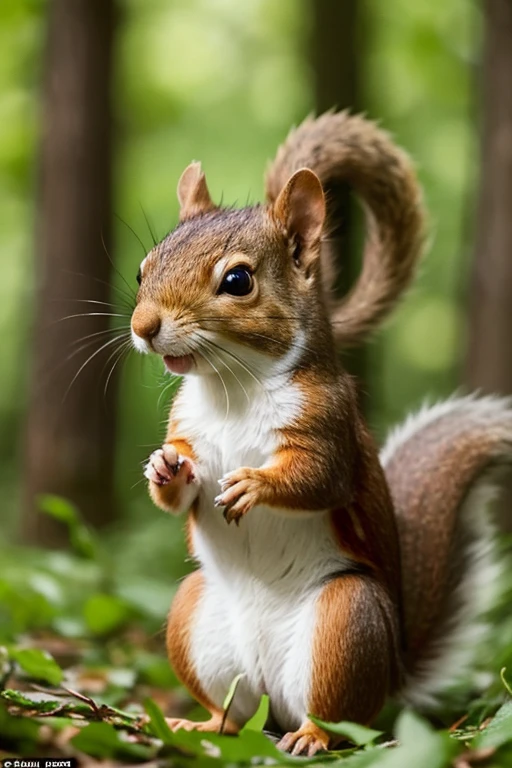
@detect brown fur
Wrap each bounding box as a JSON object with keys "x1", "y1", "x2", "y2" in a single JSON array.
[
  {"x1": 149, "y1": 434, "x2": 196, "y2": 512},
  {"x1": 131, "y1": 114, "x2": 509, "y2": 751},
  {"x1": 177, "y1": 162, "x2": 217, "y2": 222},
  {"x1": 279, "y1": 574, "x2": 402, "y2": 755},
  {"x1": 135, "y1": 207, "x2": 301, "y2": 361},
  {"x1": 266, "y1": 111, "x2": 425, "y2": 345},
  {"x1": 131, "y1": 303, "x2": 161, "y2": 342},
  {"x1": 309, "y1": 575, "x2": 401, "y2": 724},
  {"x1": 384, "y1": 402, "x2": 512, "y2": 678},
  {"x1": 166, "y1": 569, "x2": 239, "y2": 734},
  {"x1": 132, "y1": 119, "x2": 406, "y2": 747}
]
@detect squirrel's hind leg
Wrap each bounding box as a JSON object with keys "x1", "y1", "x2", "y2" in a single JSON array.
[
  {"x1": 166, "y1": 569, "x2": 260, "y2": 731},
  {"x1": 278, "y1": 574, "x2": 400, "y2": 756},
  {"x1": 166, "y1": 713, "x2": 238, "y2": 735}
]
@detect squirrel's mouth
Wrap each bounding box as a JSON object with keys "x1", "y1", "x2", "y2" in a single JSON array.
[{"x1": 163, "y1": 354, "x2": 194, "y2": 375}]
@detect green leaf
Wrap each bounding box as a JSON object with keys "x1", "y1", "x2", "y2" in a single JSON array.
[
  {"x1": 222, "y1": 671, "x2": 245, "y2": 712},
  {"x1": 309, "y1": 714, "x2": 382, "y2": 745},
  {"x1": 501, "y1": 667, "x2": 512, "y2": 697},
  {"x1": 1, "y1": 689, "x2": 94, "y2": 718},
  {"x1": 241, "y1": 694, "x2": 269, "y2": 733},
  {"x1": 169, "y1": 728, "x2": 292, "y2": 763},
  {"x1": 10, "y1": 647, "x2": 63, "y2": 686},
  {"x1": 144, "y1": 697, "x2": 174, "y2": 744},
  {"x1": 1, "y1": 689, "x2": 63, "y2": 713},
  {"x1": 474, "y1": 701, "x2": 512, "y2": 749},
  {"x1": 71, "y1": 721, "x2": 153, "y2": 760},
  {"x1": 83, "y1": 593, "x2": 131, "y2": 635},
  {"x1": 38, "y1": 494, "x2": 80, "y2": 525},
  {"x1": 134, "y1": 651, "x2": 178, "y2": 688},
  {"x1": 395, "y1": 709, "x2": 435, "y2": 744},
  {"x1": 0, "y1": 700, "x2": 40, "y2": 750},
  {"x1": 381, "y1": 711, "x2": 458, "y2": 768},
  {"x1": 38, "y1": 494, "x2": 96, "y2": 559}
]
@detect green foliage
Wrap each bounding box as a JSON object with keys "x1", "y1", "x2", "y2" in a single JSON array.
[
  {"x1": 2, "y1": 501, "x2": 510, "y2": 763},
  {"x1": 71, "y1": 722, "x2": 154, "y2": 761},
  {"x1": 2, "y1": 678, "x2": 512, "y2": 765},
  {"x1": 1, "y1": 1, "x2": 511, "y2": 765},
  {"x1": 144, "y1": 696, "x2": 175, "y2": 743},
  {"x1": 222, "y1": 672, "x2": 245, "y2": 713},
  {"x1": 9, "y1": 648, "x2": 63, "y2": 686},
  {"x1": 474, "y1": 701, "x2": 512, "y2": 750},
  {"x1": 83, "y1": 593, "x2": 133, "y2": 636},
  {"x1": 310, "y1": 715, "x2": 382, "y2": 746},
  {"x1": 0, "y1": 0, "x2": 484, "y2": 535},
  {"x1": 38, "y1": 495, "x2": 97, "y2": 560},
  {"x1": 241, "y1": 694, "x2": 269, "y2": 733}
]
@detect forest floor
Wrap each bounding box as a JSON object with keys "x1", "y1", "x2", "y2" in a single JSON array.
[{"x1": 1, "y1": 497, "x2": 512, "y2": 767}]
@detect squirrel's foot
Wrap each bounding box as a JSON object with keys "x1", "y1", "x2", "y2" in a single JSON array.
[
  {"x1": 215, "y1": 467, "x2": 263, "y2": 525},
  {"x1": 277, "y1": 722, "x2": 330, "y2": 757},
  {"x1": 145, "y1": 444, "x2": 195, "y2": 486},
  {"x1": 165, "y1": 715, "x2": 238, "y2": 735}
]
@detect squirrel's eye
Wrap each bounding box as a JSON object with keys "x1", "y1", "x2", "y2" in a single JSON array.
[
  {"x1": 219, "y1": 267, "x2": 253, "y2": 297},
  {"x1": 136, "y1": 268, "x2": 142, "y2": 286}
]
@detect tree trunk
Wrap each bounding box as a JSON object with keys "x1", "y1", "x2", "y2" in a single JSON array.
[
  {"x1": 465, "y1": 0, "x2": 512, "y2": 529},
  {"x1": 309, "y1": 0, "x2": 367, "y2": 399},
  {"x1": 23, "y1": 0, "x2": 119, "y2": 545}
]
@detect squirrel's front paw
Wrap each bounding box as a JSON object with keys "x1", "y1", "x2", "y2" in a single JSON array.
[
  {"x1": 215, "y1": 467, "x2": 263, "y2": 525},
  {"x1": 145, "y1": 444, "x2": 197, "y2": 514},
  {"x1": 144, "y1": 444, "x2": 195, "y2": 486}
]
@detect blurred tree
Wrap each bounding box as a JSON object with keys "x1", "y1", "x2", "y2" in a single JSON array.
[
  {"x1": 310, "y1": 0, "x2": 367, "y2": 401},
  {"x1": 22, "y1": 0, "x2": 119, "y2": 545},
  {"x1": 466, "y1": 0, "x2": 512, "y2": 529}
]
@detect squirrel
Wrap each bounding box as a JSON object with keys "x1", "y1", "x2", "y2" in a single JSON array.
[{"x1": 130, "y1": 111, "x2": 511, "y2": 756}]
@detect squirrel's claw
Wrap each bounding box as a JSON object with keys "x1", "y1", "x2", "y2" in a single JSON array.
[
  {"x1": 144, "y1": 445, "x2": 190, "y2": 487},
  {"x1": 216, "y1": 468, "x2": 262, "y2": 524},
  {"x1": 277, "y1": 723, "x2": 330, "y2": 757}
]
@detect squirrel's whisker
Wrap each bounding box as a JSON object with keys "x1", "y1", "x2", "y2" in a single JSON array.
[
  {"x1": 200, "y1": 338, "x2": 250, "y2": 406},
  {"x1": 53, "y1": 311, "x2": 132, "y2": 324},
  {"x1": 195, "y1": 340, "x2": 230, "y2": 421},
  {"x1": 33, "y1": 331, "x2": 131, "y2": 398},
  {"x1": 62, "y1": 334, "x2": 131, "y2": 405},
  {"x1": 100, "y1": 230, "x2": 138, "y2": 304},
  {"x1": 62, "y1": 269, "x2": 135, "y2": 310},
  {"x1": 115, "y1": 213, "x2": 149, "y2": 256},
  {"x1": 139, "y1": 202, "x2": 159, "y2": 247},
  {"x1": 53, "y1": 298, "x2": 130, "y2": 311},
  {"x1": 69, "y1": 326, "x2": 132, "y2": 347},
  {"x1": 157, "y1": 373, "x2": 181, "y2": 410},
  {"x1": 203, "y1": 337, "x2": 265, "y2": 394},
  {"x1": 102, "y1": 338, "x2": 133, "y2": 401}
]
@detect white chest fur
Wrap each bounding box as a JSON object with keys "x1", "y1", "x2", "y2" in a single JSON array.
[{"x1": 171, "y1": 371, "x2": 352, "y2": 729}]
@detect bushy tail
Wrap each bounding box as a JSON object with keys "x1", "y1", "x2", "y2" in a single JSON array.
[
  {"x1": 265, "y1": 111, "x2": 425, "y2": 346},
  {"x1": 380, "y1": 396, "x2": 512, "y2": 707}
]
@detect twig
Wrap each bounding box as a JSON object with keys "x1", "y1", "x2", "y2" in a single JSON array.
[
  {"x1": 450, "y1": 713, "x2": 469, "y2": 733},
  {"x1": 60, "y1": 686, "x2": 101, "y2": 716}
]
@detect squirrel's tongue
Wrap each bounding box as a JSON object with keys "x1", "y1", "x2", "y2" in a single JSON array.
[{"x1": 163, "y1": 354, "x2": 194, "y2": 375}]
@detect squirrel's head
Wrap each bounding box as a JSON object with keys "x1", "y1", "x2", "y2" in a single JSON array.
[{"x1": 131, "y1": 162, "x2": 327, "y2": 377}]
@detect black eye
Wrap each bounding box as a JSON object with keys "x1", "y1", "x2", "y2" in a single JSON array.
[
  {"x1": 219, "y1": 267, "x2": 253, "y2": 296},
  {"x1": 136, "y1": 268, "x2": 142, "y2": 286}
]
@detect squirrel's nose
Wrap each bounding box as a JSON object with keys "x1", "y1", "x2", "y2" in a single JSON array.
[{"x1": 131, "y1": 304, "x2": 161, "y2": 342}]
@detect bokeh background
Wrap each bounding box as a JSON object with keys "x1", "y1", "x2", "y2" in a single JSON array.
[{"x1": 1, "y1": 0, "x2": 511, "y2": 728}]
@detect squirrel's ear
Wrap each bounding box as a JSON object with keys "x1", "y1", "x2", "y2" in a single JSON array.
[
  {"x1": 273, "y1": 168, "x2": 325, "y2": 268},
  {"x1": 177, "y1": 162, "x2": 216, "y2": 221}
]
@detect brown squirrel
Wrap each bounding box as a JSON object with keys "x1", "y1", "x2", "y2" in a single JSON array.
[{"x1": 130, "y1": 112, "x2": 510, "y2": 756}]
